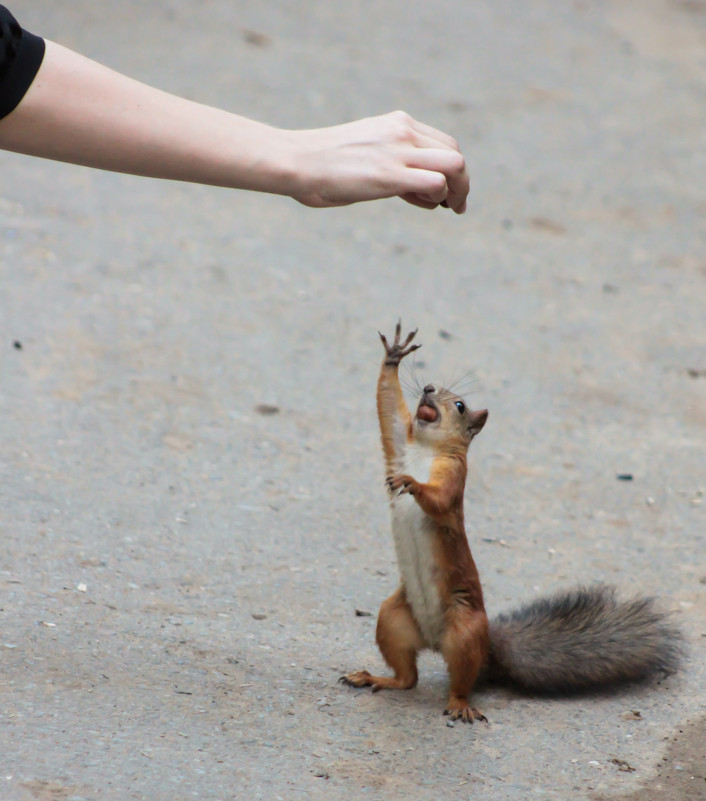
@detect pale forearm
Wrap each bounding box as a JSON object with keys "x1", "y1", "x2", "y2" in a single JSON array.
[{"x1": 0, "y1": 40, "x2": 296, "y2": 194}]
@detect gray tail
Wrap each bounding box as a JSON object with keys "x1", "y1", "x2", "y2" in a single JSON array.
[{"x1": 488, "y1": 585, "x2": 683, "y2": 694}]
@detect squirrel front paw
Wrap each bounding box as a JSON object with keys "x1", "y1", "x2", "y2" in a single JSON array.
[
  {"x1": 386, "y1": 474, "x2": 419, "y2": 496},
  {"x1": 379, "y1": 320, "x2": 421, "y2": 366}
]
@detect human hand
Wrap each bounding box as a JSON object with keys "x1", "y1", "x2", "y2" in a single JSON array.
[
  {"x1": 283, "y1": 111, "x2": 469, "y2": 213},
  {"x1": 0, "y1": 40, "x2": 468, "y2": 214}
]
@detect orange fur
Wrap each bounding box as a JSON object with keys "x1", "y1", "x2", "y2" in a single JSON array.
[{"x1": 341, "y1": 322, "x2": 489, "y2": 722}]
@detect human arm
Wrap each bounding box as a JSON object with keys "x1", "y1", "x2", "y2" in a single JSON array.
[{"x1": 0, "y1": 38, "x2": 469, "y2": 212}]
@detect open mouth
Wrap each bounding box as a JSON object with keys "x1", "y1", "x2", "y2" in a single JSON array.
[{"x1": 416, "y1": 402, "x2": 438, "y2": 423}]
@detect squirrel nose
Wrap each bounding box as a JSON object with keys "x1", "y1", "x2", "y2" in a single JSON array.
[{"x1": 423, "y1": 384, "x2": 436, "y2": 394}]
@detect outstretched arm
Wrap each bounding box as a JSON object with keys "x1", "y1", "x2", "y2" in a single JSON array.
[
  {"x1": 0, "y1": 39, "x2": 469, "y2": 212},
  {"x1": 377, "y1": 322, "x2": 420, "y2": 474}
]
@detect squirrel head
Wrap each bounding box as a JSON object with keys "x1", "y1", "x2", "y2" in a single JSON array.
[{"x1": 413, "y1": 383, "x2": 487, "y2": 451}]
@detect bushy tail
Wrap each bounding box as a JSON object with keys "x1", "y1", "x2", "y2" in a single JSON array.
[{"x1": 487, "y1": 585, "x2": 682, "y2": 694}]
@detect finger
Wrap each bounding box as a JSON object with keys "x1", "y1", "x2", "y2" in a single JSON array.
[
  {"x1": 409, "y1": 118, "x2": 461, "y2": 152},
  {"x1": 445, "y1": 165, "x2": 469, "y2": 214},
  {"x1": 408, "y1": 130, "x2": 460, "y2": 154},
  {"x1": 400, "y1": 192, "x2": 440, "y2": 210},
  {"x1": 397, "y1": 165, "x2": 449, "y2": 205},
  {"x1": 403, "y1": 134, "x2": 469, "y2": 213},
  {"x1": 450, "y1": 196, "x2": 467, "y2": 215},
  {"x1": 405, "y1": 150, "x2": 469, "y2": 213}
]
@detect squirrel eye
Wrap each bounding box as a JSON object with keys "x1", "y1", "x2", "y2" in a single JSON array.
[{"x1": 455, "y1": 401, "x2": 466, "y2": 415}]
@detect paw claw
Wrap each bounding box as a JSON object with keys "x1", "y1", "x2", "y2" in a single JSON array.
[
  {"x1": 340, "y1": 669, "x2": 375, "y2": 690},
  {"x1": 443, "y1": 704, "x2": 488, "y2": 725},
  {"x1": 380, "y1": 322, "x2": 422, "y2": 364}
]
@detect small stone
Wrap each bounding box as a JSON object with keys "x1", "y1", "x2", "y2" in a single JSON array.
[
  {"x1": 242, "y1": 29, "x2": 271, "y2": 47},
  {"x1": 254, "y1": 403, "x2": 280, "y2": 416},
  {"x1": 610, "y1": 757, "x2": 636, "y2": 772}
]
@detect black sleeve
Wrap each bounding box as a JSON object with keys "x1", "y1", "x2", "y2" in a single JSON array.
[{"x1": 0, "y1": 5, "x2": 45, "y2": 120}]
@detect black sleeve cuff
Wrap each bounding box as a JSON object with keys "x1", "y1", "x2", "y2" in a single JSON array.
[{"x1": 0, "y1": 6, "x2": 46, "y2": 120}]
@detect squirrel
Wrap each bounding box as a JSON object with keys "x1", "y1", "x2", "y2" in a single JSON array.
[{"x1": 340, "y1": 322, "x2": 682, "y2": 723}]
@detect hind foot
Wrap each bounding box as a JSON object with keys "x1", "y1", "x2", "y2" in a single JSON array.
[
  {"x1": 339, "y1": 669, "x2": 416, "y2": 693},
  {"x1": 444, "y1": 701, "x2": 488, "y2": 724}
]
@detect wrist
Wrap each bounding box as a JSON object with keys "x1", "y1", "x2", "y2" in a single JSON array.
[
  {"x1": 254, "y1": 126, "x2": 305, "y2": 200},
  {"x1": 256, "y1": 127, "x2": 323, "y2": 205}
]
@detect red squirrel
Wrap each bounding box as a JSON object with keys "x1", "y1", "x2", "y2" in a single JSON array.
[{"x1": 340, "y1": 322, "x2": 681, "y2": 723}]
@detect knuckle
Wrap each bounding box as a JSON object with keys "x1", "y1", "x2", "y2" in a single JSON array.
[
  {"x1": 387, "y1": 110, "x2": 414, "y2": 142},
  {"x1": 427, "y1": 172, "x2": 448, "y2": 195},
  {"x1": 391, "y1": 109, "x2": 412, "y2": 124},
  {"x1": 447, "y1": 151, "x2": 466, "y2": 174}
]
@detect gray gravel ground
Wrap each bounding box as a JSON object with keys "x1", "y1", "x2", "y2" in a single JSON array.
[{"x1": 1, "y1": 1, "x2": 705, "y2": 800}]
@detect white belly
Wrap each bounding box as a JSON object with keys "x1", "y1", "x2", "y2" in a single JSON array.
[{"x1": 389, "y1": 445, "x2": 444, "y2": 649}]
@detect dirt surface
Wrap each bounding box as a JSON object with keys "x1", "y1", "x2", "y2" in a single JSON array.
[
  {"x1": 1, "y1": 1, "x2": 705, "y2": 800},
  {"x1": 593, "y1": 716, "x2": 706, "y2": 801}
]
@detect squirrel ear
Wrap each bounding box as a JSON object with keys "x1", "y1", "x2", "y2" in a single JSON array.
[{"x1": 468, "y1": 409, "x2": 488, "y2": 437}]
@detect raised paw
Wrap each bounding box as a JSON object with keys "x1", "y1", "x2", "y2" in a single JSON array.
[
  {"x1": 443, "y1": 703, "x2": 489, "y2": 725},
  {"x1": 379, "y1": 320, "x2": 421, "y2": 366},
  {"x1": 386, "y1": 474, "x2": 418, "y2": 496}
]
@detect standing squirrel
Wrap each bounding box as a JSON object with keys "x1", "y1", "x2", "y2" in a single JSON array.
[{"x1": 340, "y1": 322, "x2": 682, "y2": 723}]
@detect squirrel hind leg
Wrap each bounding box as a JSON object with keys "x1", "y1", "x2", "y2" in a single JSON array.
[
  {"x1": 340, "y1": 589, "x2": 422, "y2": 694},
  {"x1": 441, "y1": 608, "x2": 490, "y2": 724},
  {"x1": 339, "y1": 669, "x2": 416, "y2": 693}
]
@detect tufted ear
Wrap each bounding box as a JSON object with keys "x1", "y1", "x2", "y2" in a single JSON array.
[{"x1": 468, "y1": 409, "x2": 488, "y2": 437}]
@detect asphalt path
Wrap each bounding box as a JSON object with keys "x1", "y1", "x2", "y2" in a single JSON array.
[{"x1": 1, "y1": 2, "x2": 704, "y2": 799}]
